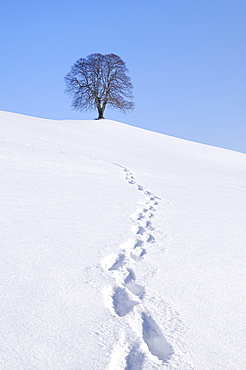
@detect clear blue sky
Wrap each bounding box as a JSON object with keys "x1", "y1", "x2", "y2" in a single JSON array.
[{"x1": 1, "y1": 0, "x2": 246, "y2": 153}]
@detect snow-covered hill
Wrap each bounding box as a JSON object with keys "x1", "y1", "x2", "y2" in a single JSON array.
[{"x1": 1, "y1": 111, "x2": 246, "y2": 369}]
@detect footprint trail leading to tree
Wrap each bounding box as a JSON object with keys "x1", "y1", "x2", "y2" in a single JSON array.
[{"x1": 101, "y1": 164, "x2": 177, "y2": 369}]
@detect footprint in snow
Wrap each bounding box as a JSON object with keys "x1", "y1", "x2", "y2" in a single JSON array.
[
  {"x1": 130, "y1": 247, "x2": 146, "y2": 261},
  {"x1": 112, "y1": 287, "x2": 138, "y2": 317},
  {"x1": 142, "y1": 312, "x2": 173, "y2": 362},
  {"x1": 124, "y1": 269, "x2": 145, "y2": 299},
  {"x1": 124, "y1": 280, "x2": 145, "y2": 300},
  {"x1": 108, "y1": 253, "x2": 126, "y2": 271},
  {"x1": 125, "y1": 345, "x2": 145, "y2": 370}
]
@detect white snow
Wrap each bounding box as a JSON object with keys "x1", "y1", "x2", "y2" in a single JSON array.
[{"x1": 0, "y1": 110, "x2": 246, "y2": 369}]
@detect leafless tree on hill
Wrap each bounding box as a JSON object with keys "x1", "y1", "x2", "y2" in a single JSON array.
[{"x1": 65, "y1": 53, "x2": 134, "y2": 119}]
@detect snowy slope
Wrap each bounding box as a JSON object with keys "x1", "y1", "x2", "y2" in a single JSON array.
[{"x1": 1, "y1": 111, "x2": 246, "y2": 369}]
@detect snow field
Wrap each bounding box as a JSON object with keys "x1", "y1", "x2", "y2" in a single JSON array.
[{"x1": 1, "y1": 111, "x2": 246, "y2": 369}]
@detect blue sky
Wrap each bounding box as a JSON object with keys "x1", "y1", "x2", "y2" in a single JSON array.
[{"x1": 1, "y1": 0, "x2": 246, "y2": 153}]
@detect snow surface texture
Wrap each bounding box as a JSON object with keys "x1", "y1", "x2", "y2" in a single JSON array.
[{"x1": 1, "y1": 111, "x2": 246, "y2": 369}]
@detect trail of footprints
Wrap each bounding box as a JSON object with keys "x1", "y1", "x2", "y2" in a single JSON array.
[{"x1": 102, "y1": 165, "x2": 173, "y2": 368}]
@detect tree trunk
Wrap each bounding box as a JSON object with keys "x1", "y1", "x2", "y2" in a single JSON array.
[{"x1": 97, "y1": 106, "x2": 105, "y2": 119}]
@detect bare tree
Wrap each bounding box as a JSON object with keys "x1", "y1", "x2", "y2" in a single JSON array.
[{"x1": 65, "y1": 53, "x2": 134, "y2": 119}]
